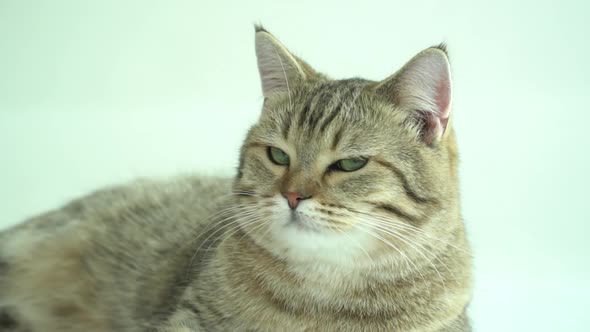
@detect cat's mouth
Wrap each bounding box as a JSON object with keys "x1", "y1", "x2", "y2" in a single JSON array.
[{"x1": 287, "y1": 211, "x2": 322, "y2": 233}]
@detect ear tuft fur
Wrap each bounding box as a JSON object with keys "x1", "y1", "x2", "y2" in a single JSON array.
[
  {"x1": 432, "y1": 42, "x2": 448, "y2": 56},
  {"x1": 254, "y1": 24, "x2": 268, "y2": 33}
]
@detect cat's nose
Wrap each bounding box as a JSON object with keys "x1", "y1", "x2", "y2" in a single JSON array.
[{"x1": 282, "y1": 192, "x2": 311, "y2": 210}]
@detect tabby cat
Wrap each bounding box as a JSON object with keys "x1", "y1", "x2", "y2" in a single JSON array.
[{"x1": 0, "y1": 26, "x2": 472, "y2": 331}]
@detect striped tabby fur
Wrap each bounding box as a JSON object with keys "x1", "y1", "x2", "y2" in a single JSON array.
[{"x1": 0, "y1": 26, "x2": 472, "y2": 331}]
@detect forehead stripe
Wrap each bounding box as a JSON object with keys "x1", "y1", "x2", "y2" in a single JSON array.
[
  {"x1": 296, "y1": 91, "x2": 315, "y2": 129},
  {"x1": 319, "y1": 85, "x2": 355, "y2": 134},
  {"x1": 305, "y1": 87, "x2": 334, "y2": 130}
]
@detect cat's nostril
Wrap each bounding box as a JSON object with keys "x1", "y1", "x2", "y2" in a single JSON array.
[{"x1": 282, "y1": 192, "x2": 311, "y2": 210}]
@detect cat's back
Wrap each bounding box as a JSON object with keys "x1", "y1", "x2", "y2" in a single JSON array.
[
  {"x1": 4, "y1": 175, "x2": 232, "y2": 235},
  {"x1": 1, "y1": 174, "x2": 234, "y2": 268}
]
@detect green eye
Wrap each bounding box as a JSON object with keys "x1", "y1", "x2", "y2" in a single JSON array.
[
  {"x1": 332, "y1": 158, "x2": 368, "y2": 172},
  {"x1": 268, "y1": 146, "x2": 290, "y2": 166}
]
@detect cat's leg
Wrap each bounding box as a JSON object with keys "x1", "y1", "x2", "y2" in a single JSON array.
[{"x1": 0, "y1": 220, "x2": 113, "y2": 332}]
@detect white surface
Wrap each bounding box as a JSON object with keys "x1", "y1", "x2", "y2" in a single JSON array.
[{"x1": 1, "y1": 1, "x2": 589, "y2": 331}]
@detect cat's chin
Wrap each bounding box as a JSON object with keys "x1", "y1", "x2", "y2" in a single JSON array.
[
  {"x1": 264, "y1": 219, "x2": 374, "y2": 266},
  {"x1": 284, "y1": 211, "x2": 326, "y2": 233}
]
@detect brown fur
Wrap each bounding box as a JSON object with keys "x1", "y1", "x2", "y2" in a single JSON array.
[{"x1": 0, "y1": 28, "x2": 472, "y2": 331}]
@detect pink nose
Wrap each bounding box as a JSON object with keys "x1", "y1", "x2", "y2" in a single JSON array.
[{"x1": 282, "y1": 192, "x2": 310, "y2": 209}]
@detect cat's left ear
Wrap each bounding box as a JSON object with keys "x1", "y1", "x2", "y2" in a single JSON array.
[
  {"x1": 376, "y1": 45, "x2": 452, "y2": 145},
  {"x1": 255, "y1": 26, "x2": 318, "y2": 98}
]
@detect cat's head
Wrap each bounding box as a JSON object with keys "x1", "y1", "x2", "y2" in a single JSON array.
[{"x1": 232, "y1": 26, "x2": 461, "y2": 266}]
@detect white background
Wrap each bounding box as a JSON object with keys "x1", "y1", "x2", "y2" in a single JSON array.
[{"x1": 1, "y1": 1, "x2": 589, "y2": 330}]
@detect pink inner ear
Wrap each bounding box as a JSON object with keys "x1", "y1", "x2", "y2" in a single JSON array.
[
  {"x1": 424, "y1": 115, "x2": 441, "y2": 145},
  {"x1": 436, "y1": 78, "x2": 451, "y2": 131},
  {"x1": 379, "y1": 48, "x2": 453, "y2": 144},
  {"x1": 423, "y1": 62, "x2": 451, "y2": 145}
]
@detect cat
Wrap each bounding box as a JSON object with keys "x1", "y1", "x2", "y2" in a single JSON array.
[{"x1": 0, "y1": 26, "x2": 472, "y2": 331}]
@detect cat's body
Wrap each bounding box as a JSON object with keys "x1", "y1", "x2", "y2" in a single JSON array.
[
  {"x1": 0, "y1": 177, "x2": 231, "y2": 331},
  {"x1": 0, "y1": 27, "x2": 472, "y2": 331}
]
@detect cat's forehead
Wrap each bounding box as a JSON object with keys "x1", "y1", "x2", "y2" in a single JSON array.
[
  {"x1": 294, "y1": 79, "x2": 369, "y2": 116},
  {"x1": 252, "y1": 78, "x2": 406, "y2": 163},
  {"x1": 264, "y1": 79, "x2": 387, "y2": 139}
]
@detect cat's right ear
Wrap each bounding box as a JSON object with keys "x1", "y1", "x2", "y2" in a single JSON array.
[
  {"x1": 255, "y1": 26, "x2": 317, "y2": 98},
  {"x1": 376, "y1": 45, "x2": 453, "y2": 145}
]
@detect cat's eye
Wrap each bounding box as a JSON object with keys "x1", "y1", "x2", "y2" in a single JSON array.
[
  {"x1": 331, "y1": 158, "x2": 368, "y2": 172},
  {"x1": 267, "y1": 146, "x2": 290, "y2": 166}
]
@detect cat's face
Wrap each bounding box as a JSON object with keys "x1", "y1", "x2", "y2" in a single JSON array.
[{"x1": 232, "y1": 27, "x2": 460, "y2": 266}]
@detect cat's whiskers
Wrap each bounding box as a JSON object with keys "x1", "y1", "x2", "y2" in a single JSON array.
[
  {"x1": 169, "y1": 203, "x2": 258, "y2": 255},
  {"x1": 350, "y1": 223, "x2": 424, "y2": 284},
  {"x1": 360, "y1": 218, "x2": 449, "y2": 289},
  {"x1": 186, "y1": 211, "x2": 265, "y2": 276},
  {"x1": 192, "y1": 207, "x2": 262, "y2": 254},
  {"x1": 357, "y1": 213, "x2": 471, "y2": 271},
  {"x1": 228, "y1": 190, "x2": 260, "y2": 197},
  {"x1": 213, "y1": 192, "x2": 260, "y2": 204},
  {"x1": 206, "y1": 214, "x2": 266, "y2": 252},
  {"x1": 183, "y1": 203, "x2": 261, "y2": 243},
  {"x1": 371, "y1": 220, "x2": 458, "y2": 282},
  {"x1": 205, "y1": 200, "x2": 276, "y2": 252},
  {"x1": 328, "y1": 221, "x2": 375, "y2": 267},
  {"x1": 202, "y1": 199, "x2": 260, "y2": 217},
  {"x1": 351, "y1": 208, "x2": 471, "y2": 255},
  {"x1": 355, "y1": 224, "x2": 425, "y2": 291},
  {"x1": 204, "y1": 191, "x2": 258, "y2": 209},
  {"x1": 235, "y1": 214, "x2": 274, "y2": 244},
  {"x1": 350, "y1": 209, "x2": 459, "y2": 285},
  {"x1": 207, "y1": 202, "x2": 257, "y2": 219},
  {"x1": 186, "y1": 205, "x2": 263, "y2": 267},
  {"x1": 196, "y1": 195, "x2": 277, "y2": 247},
  {"x1": 316, "y1": 206, "x2": 418, "y2": 271}
]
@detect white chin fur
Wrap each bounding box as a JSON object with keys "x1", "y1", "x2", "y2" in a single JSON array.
[{"x1": 262, "y1": 195, "x2": 377, "y2": 266}]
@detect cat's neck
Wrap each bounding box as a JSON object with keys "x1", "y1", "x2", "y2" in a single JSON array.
[
  {"x1": 219, "y1": 227, "x2": 437, "y2": 289},
  {"x1": 203, "y1": 227, "x2": 471, "y2": 329}
]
